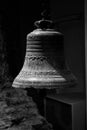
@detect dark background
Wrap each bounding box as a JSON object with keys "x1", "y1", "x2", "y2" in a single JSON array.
[
  {"x1": 0, "y1": 0, "x2": 85, "y2": 93},
  {"x1": 0, "y1": 0, "x2": 42, "y2": 77}
]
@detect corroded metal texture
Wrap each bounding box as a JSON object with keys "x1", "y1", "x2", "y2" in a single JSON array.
[{"x1": 12, "y1": 20, "x2": 76, "y2": 89}]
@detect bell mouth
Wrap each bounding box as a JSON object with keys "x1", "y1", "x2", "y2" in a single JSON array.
[{"x1": 12, "y1": 76, "x2": 77, "y2": 89}]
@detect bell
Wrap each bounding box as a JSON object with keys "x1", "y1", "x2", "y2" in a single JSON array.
[{"x1": 12, "y1": 19, "x2": 77, "y2": 89}]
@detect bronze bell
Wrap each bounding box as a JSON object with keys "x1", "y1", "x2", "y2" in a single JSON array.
[{"x1": 12, "y1": 19, "x2": 77, "y2": 89}]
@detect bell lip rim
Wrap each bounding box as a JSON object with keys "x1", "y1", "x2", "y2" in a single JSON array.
[{"x1": 12, "y1": 80, "x2": 77, "y2": 89}]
